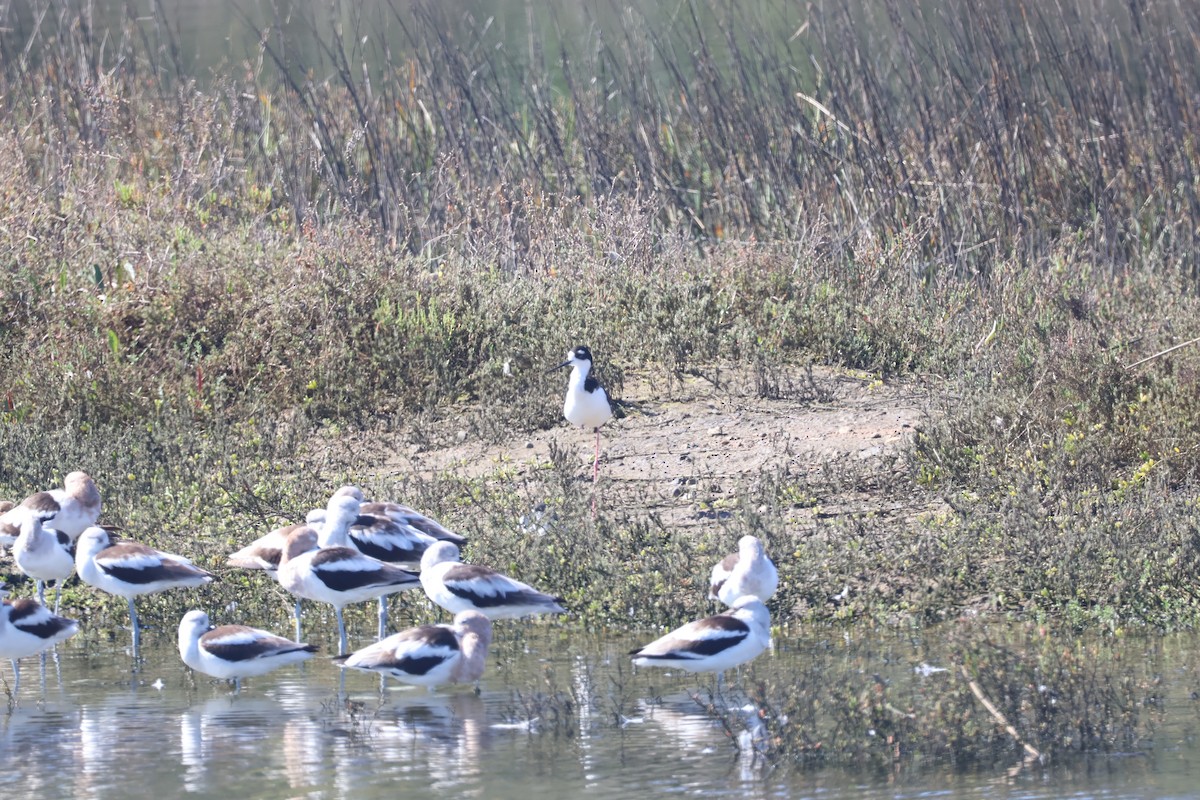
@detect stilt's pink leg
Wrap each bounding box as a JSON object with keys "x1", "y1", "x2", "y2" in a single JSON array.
[{"x1": 591, "y1": 428, "x2": 601, "y2": 517}]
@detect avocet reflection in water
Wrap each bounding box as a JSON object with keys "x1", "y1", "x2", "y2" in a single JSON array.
[{"x1": 1, "y1": 625, "x2": 1200, "y2": 800}]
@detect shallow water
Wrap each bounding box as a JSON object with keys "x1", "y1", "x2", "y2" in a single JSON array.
[{"x1": 3, "y1": 616, "x2": 1200, "y2": 800}]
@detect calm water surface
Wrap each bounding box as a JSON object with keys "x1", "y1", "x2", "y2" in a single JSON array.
[{"x1": 2, "y1": 619, "x2": 1200, "y2": 800}]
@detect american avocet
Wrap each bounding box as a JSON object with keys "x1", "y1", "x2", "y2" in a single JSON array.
[
  {"x1": 419, "y1": 541, "x2": 566, "y2": 620},
  {"x1": 550, "y1": 346, "x2": 613, "y2": 484},
  {"x1": 75, "y1": 526, "x2": 215, "y2": 651},
  {"x1": 12, "y1": 509, "x2": 75, "y2": 612},
  {"x1": 630, "y1": 596, "x2": 772, "y2": 678},
  {"x1": 0, "y1": 501, "x2": 15, "y2": 548},
  {"x1": 708, "y1": 535, "x2": 779, "y2": 607},
  {"x1": 227, "y1": 514, "x2": 323, "y2": 640},
  {"x1": 0, "y1": 471, "x2": 101, "y2": 543},
  {"x1": 315, "y1": 494, "x2": 437, "y2": 637},
  {"x1": 178, "y1": 609, "x2": 318, "y2": 693},
  {"x1": 335, "y1": 609, "x2": 492, "y2": 691},
  {"x1": 226, "y1": 508, "x2": 326, "y2": 575},
  {"x1": 277, "y1": 526, "x2": 421, "y2": 655},
  {"x1": 316, "y1": 495, "x2": 434, "y2": 564},
  {"x1": 362, "y1": 502, "x2": 468, "y2": 546},
  {"x1": 328, "y1": 485, "x2": 468, "y2": 547},
  {"x1": 0, "y1": 582, "x2": 80, "y2": 691}
]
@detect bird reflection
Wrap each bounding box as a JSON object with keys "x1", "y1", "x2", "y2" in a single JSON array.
[
  {"x1": 0, "y1": 701, "x2": 82, "y2": 797},
  {"x1": 328, "y1": 691, "x2": 492, "y2": 797},
  {"x1": 178, "y1": 688, "x2": 325, "y2": 794}
]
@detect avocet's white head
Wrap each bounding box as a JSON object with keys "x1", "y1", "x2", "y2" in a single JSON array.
[
  {"x1": 739, "y1": 535, "x2": 765, "y2": 559},
  {"x1": 178, "y1": 609, "x2": 212, "y2": 647},
  {"x1": 331, "y1": 485, "x2": 366, "y2": 502},
  {"x1": 421, "y1": 541, "x2": 462, "y2": 571},
  {"x1": 326, "y1": 494, "x2": 362, "y2": 525},
  {"x1": 75, "y1": 526, "x2": 113, "y2": 562}
]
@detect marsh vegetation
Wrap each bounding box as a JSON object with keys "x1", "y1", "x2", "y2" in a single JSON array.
[{"x1": 2, "y1": 0, "x2": 1200, "y2": 773}]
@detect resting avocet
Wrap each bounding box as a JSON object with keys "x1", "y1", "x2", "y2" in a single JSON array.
[
  {"x1": 335, "y1": 610, "x2": 492, "y2": 690},
  {"x1": 314, "y1": 494, "x2": 437, "y2": 638},
  {"x1": 178, "y1": 609, "x2": 317, "y2": 693},
  {"x1": 550, "y1": 345, "x2": 613, "y2": 484},
  {"x1": 315, "y1": 495, "x2": 435, "y2": 564},
  {"x1": 419, "y1": 541, "x2": 566, "y2": 620},
  {"x1": 226, "y1": 509, "x2": 326, "y2": 576},
  {"x1": 227, "y1": 510, "x2": 324, "y2": 638},
  {"x1": 0, "y1": 501, "x2": 15, "y2": 548},
  {"x1": 75, "y1": 526, "x2": 214, "y2": 652},
  {"x1": 630, "y1": 596, "x2": 771, "y2": 678},
  {"x1": 327, "y1": 484, "x2": 468, "y2": 547},
  {"x1": 0, "y1": 471, "x2": 101, "y2": 543},
  {"x1": 276, "y1": 526, "x2": 421, "y2": 655},
  {"x1": 0, "y1": 582, "x2": 80, "y2": 691},
  {"x1": 12, "y1": 509, "x2": 75, "y2": 613},
  {"x1": 708, "y1": 535, "x2": 778, "y2": 607}
]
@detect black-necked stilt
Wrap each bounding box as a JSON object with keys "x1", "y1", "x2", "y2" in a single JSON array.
[
  {"x1": 177, "y1": 609, "x2": 318, "y2": 693},
  {"x1": 75, "y1": 526, "x2": 215, "y2": 653},
  {"x1": 12, "y1": 509, "x2": 75, "y2": 613},
  {"x1": 276, "y1": 526, "x2": 421, "y2": 656},
  {"x1": 0, "y1": 582, "x2": 80, "y2": 691},
  {"x1": 419, "y1": 541, "x2": 566, "y2": 620},
  {"x1": 708, "y1": 535, "x2": 779, "y2": 607},
  {"x1": 0, "y1": 471, "x2": 101, "y2": 544},
  {"x1": 550, "y1": 345, "x2": 614, "y2": 485},
  {"x1": 629, "y1": 596, "x2": 772, "y2": 677},
  {"x1": 334, "y1": 609, "x2": 492, "y2": 691}
]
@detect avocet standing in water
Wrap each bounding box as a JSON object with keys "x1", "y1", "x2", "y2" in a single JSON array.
[
  {"x1": 276, "y1": 526, "x2": 421, "y2": 655},
  {"x1": 550, "y1": 345, "x2": 613, "y2": 484},
  {"x1": 630, "y1": 596, "x2": 771, "y2": 681},
  {"x1": 419, "y1": 541, "x2": 566, "y2": 620},
  {"x1": 708, "y1": 535, "x2": 778, "y2": 607},
  {"x1": 228, "y1": 508, "x2": 326, "y2": 639},
  {"x1": 75, "y1": 526, "x2": 215, "y2": 652},
  {"x1": 12, "y1": 509, "x2": 75, "y2": 613},
  {"x1": 335, "y1": 610, "x2": 492, "y2": 691},
  {"x1": 177, "y1": 609, "x2": 317, "y2": 693},
  {"x1": 0, "y1": 581, "x2": 80, "y2": 691},
  {"x1": 315, "y1": 494, "x2": 437, "y2": 639}
]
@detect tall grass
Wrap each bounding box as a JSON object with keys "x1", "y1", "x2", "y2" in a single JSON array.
[
  {"x1": 2, "y1": 0, "x2": 1200, "y2": 636},
  {"x1": 2, "y1": 0, "x2": 1198, "y2": 270}
]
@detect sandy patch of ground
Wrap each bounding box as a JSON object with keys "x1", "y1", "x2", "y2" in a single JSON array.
[{"x1": 401, "y1": 366, "x2": 930, "y2": 526}]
